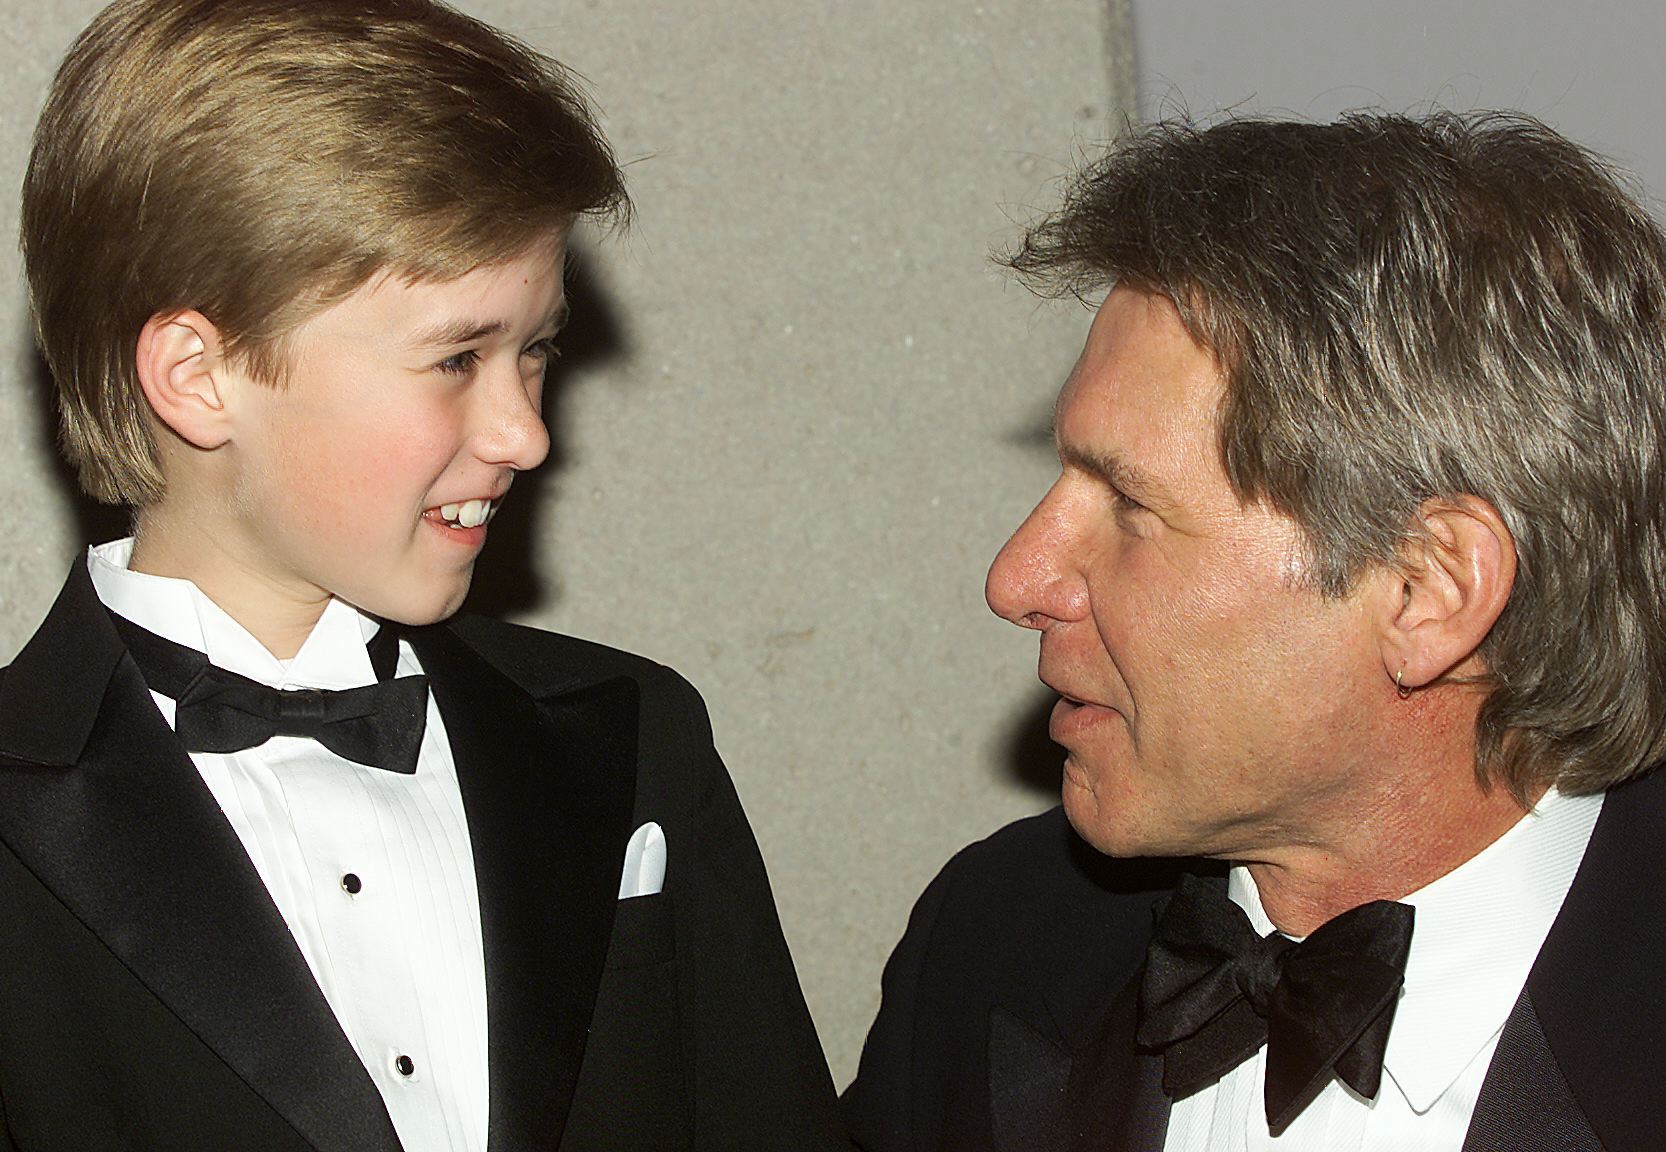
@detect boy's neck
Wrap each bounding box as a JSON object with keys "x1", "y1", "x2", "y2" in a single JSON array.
[{"x1": 129, "y1": 510, "x2": 330, "y2": 661}]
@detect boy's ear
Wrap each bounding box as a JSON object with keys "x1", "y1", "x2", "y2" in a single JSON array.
[
  {"x1": 1373, "y1": 495, "x2": 1517, "y2": 694},
  {"x1": 135, "y1": 310, "x2": 235, "y2": 450}
]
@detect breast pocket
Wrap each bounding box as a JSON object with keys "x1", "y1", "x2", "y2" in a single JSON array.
[
  {"x1": 565, "y1": 893, "x2": 690, "y2": 1150},
  {"x1": 605, "y1": 891, "x2": 676, "y2": 970}
]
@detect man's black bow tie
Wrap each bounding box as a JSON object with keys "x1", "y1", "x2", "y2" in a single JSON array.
[
  {"x1": 1136, "y1": 873, "x2": 1415, "y2": 1133},
  {"x1": 108, "y1": 611, "x2": 429, "y2": 774}
]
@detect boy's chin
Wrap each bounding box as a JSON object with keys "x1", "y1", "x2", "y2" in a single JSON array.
[{"x1": 350, "y1": 575, "x2": 474, "y2": 629}]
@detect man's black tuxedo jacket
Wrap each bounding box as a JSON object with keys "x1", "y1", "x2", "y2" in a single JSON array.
[
  {"x1": 843, "y1": 771, "x2": 1666, "y2": 1152},
  {"x1": 0, "y1": 562, "x2": 845, "y2": 1151}
]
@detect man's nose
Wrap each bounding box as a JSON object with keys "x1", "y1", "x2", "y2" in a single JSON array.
[{"x1": 985, "y1": 484, "x2": 1087, "y2": 630}]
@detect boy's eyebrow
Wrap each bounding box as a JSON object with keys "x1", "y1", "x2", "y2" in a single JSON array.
[{"x1": 408, "y1": 300, "x2": 571, "y2": 349}]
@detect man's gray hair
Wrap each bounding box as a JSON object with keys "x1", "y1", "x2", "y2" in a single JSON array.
[{"x1": 1009, "y1": 111, "x2": 1666, "y2": 798}]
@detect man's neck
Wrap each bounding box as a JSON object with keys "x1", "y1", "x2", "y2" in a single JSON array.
[{"x1": 1242, "y1": 771, "x2": 1543, "y2": 936}]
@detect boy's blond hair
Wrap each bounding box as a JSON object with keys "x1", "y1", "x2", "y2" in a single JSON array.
[{"x1": 22, "y1": 0, "x2": 628, "y2": 506}]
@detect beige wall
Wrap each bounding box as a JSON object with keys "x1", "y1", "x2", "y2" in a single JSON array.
[{"x1": 0, "y1": 1, "x2": 1128, "y2": 1084}]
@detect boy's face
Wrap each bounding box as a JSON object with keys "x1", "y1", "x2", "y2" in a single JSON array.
[{"x1": 216, "y1": 232, "x2": 566, "y2": 629}]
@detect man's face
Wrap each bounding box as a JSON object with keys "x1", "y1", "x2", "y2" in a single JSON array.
[
  {"x1": 220, "y1": 233, "x2": 565, "y2": 627},
  {"x1": 986, "y1": 286, "x2": 1387, "y2": 860}
]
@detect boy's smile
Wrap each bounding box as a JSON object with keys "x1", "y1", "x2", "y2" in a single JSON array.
[{"x1": 132, "y1": 231, "x2": 567, "y2": 656}]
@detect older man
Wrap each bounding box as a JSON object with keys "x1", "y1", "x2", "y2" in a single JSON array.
[{"x1": 843, "y1": 113, "x2": 1666, "y2": 1152}]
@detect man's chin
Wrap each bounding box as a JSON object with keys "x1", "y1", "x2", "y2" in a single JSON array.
[
  {"x1": 1061, "y1": 765, "x2": 1186, "y2": 858},
  {"x1": 1062, "y1": 767, "x2": 1130, "y2": 855}
]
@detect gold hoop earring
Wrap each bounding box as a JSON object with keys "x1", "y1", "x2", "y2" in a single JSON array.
[{"x1": 1395, "y1": 665, "x2": 1412, "y2": 700}]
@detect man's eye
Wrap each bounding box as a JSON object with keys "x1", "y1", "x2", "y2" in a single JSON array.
[{"x1": 436, "y1": 349, "x2": 479, "y2": 376}]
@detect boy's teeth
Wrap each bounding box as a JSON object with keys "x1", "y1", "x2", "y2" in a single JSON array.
[
  {"x1": 458, "y1": 499, "x2": 488, "y2": 528},
  {"x1": 435, "y1": 498, "x2": 495, "y2": 528}
]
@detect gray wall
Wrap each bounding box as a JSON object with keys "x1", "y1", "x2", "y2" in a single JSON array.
[
  {"x1": 1, "y1": 1, "x2": 1126, "y2": 1085},
  {"x1": 1135, "y1": 1, "x2": 1666, "y2": 217}
]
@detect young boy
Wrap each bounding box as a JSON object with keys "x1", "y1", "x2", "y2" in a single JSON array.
[{"x1": 0, "y1": 2, "x2": 843, "y2": 1150}]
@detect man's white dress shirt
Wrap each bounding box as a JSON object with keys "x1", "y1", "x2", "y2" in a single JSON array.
[
  {"x1": 1163, "y1": 786, "x2": 1602, "y2": 1152},
  {"x1": 89, "y1": 539, "x2": 489, "y2": 1152}
]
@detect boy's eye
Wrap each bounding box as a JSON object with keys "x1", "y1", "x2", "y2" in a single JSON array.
[
  {"x1": 435, "y1": 349, "x2": 479, "y2": 376},
  {"x1": 524, "y1": 337, "x2": 561, "y2": 362},
  {"x1": 434, "y1": 338, "x2": 559, "y2": 377}
]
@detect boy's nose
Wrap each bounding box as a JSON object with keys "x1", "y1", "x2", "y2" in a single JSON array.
[{"x1": 479, "y1": 376, "x2": 551, "y2": 472}]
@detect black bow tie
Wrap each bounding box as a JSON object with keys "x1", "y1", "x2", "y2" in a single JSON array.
[
  {"x1": 1136, "y1": 873, "x2": 1415, "y2": 1133},
  {"x1": 108, "y1": 611, "x2": 429, "y2": 774}
]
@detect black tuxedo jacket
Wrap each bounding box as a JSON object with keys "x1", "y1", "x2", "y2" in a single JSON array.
[
  {"x1": 0, "y1": 562, "x2": 845, "y2": 1152},
  {"x1": 843, "y1": 771, "x2": 1666, "y2": 1152}
]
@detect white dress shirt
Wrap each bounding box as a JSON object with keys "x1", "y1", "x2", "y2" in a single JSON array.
[
  {"x1": 88, "y1": 539, "x2": 489, "y2": 1152},
  {"x1": 1163, "y1": 786, "x2": 1602, "y2": 1152}
]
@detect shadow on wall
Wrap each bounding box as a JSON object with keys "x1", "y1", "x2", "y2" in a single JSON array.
[
  {"x1": 1002, "y1": 687, "x2": 1065, "y2": 795},
  {"x1": 20, "y1": 239, "x2": 632, "y2": 620}
]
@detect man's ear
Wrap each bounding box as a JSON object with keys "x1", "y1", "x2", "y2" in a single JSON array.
[
  {"x1": 135, "y1": 310, "x2": 235, "y2": 450},
  {"x1": 1375, "y1": 495, "x2": 1516, "y2": 693}
]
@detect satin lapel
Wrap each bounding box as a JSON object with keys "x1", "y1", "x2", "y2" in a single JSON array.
[
  {"x1": 1064, "y1": 971, "x2": 1171, "y2": 1152},
  {"x1": 1493, "y1": 771, "x2": 1666, "y2": 1151},
  {"x1": 0, "y1": 564, "x2": 400, "y2": 1152},
  {"x1": 411, "y1": 624, "x2": 639, "y2": 1152}
]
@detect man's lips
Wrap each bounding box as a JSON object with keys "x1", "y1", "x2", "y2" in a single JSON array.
[
  {"x1": 1041, "y1": 674, "x2": 1124, "y2": 742},
  {"x1": 1039, "y1": 670, "x2": 1107, "y2": 712},
  {"x1": 1048, "y1": 695, "x2": 1124, "y2": 744}
]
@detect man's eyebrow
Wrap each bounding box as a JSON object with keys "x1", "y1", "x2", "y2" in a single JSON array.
[
  {"x1": 1057, "y1": 440, "x2": 1175, "y2": 507},
  {"x1": 408, "y1": 300, "x2": 570, "y2": 349}
]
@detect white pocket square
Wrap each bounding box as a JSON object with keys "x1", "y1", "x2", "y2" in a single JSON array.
[{"x1": 618, "y1": 821, "x2": 666, "y2": 899}]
